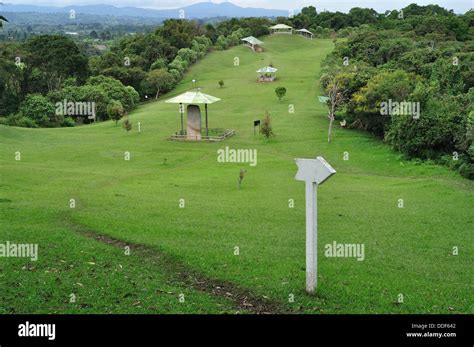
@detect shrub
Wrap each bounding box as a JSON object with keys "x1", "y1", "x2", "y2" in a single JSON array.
[
  {"x1": 261, "y1": 112, "x2": 274, "y2": 138},
  {"x1": 449, "y1": 157, "x2": 466, "y2": 171},
  {"x1": 62, "y1": 117, "x2": 75, "y2": 127},
  {"x1": 459, "y1": 162, "x2": 474, "y2": 179},
  {"x1": 467, "y1": 145, "x2": 474, "y2": 161},
  {"x1": 122, "y1": 118, "x2": 132, "y2": 133},
  {"x1": 218, "y1": 80, "x2": 224, "y2": 88},
  {"x1": 238, "y1": 168, "x2": 246, "y2": 189},
  {"x1": 385, "y1": 94, "x2": 469, "y2": 159},
  {"x1": 216, "y1": 35, "x2": 229, "y2": 50},
  {"x1": 125, "y1": 86, "x2": 140, "y2": 108},
  {"x1": 20, "y1": 94, "x2": 59, "y2": 127},
  {"x1": 6, "y1": 114, "x2": 39, "y2": 128},
  {"x1": 352, "y1": 70, "x2": 418, "y2": 135},
  {"x1": 275, "y1": 87, "x2": 287, "y2": 101},
  {"x1": 17, "y1": 117, "x2": 39, "y2": 128},
  {"x1": 107, "y1": 100, "x2": 125, "y2": 125}
]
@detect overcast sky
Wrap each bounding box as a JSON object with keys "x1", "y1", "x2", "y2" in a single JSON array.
[{"x1": 3, "y1": 0, "x2": 472, "y2": 13}]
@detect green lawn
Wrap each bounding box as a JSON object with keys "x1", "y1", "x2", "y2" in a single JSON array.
[{"x1": 0, "y1": 35, "x2": 472, "y2": 314}]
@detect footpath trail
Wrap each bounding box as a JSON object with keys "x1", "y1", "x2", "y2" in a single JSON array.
[{"x1": 62, "y1": 214, "x2": 289, "y2": 314}]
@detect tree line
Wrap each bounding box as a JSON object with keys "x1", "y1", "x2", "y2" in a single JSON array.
[
  {"x1": 1, "y1": 5, "x2": 473, "y2": 179},
  {"x1": 0, "y1": 17, "x2": 269, "y2": 127},
  {"x1": 318, "y1": 5, "x2": 473, "y2": 179}
]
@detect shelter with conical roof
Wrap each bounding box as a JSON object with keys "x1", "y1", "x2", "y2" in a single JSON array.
[{"x1": 165, "y1": 89, "x2": 234, "y2": 141}]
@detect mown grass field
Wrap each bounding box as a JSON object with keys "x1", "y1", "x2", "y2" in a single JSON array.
[{"x1": 0, "y1": 35, "x2": 472, "y2": 314}]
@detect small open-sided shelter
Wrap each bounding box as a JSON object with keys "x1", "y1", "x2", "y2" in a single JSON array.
[
  {"x1": 296, "y1": 28, "x2": 314, "y2": 40},
  {"x1": 241, "y1": 36, "x2": 264, "y2": 52},
  {"x1": 256, "y1": 66, "x2": 278, "y2": 82},
  {"x1": 269, "y1": 24, "x2": 293, "y2": 35}
]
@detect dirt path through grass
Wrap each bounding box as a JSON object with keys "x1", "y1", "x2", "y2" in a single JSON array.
[{"x1": 62, "y1": 215, "x2": 290, "y2": 314}]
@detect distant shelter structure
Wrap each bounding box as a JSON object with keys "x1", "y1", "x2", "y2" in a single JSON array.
[
  {"x1": 296, "y1": 28, "x2": 314, "y2": 40},
  {"x1": 256, "y1": 66, "x2": 278, "y2": 82},
  {"x1": 241, "y1": 36, "x2": 264, "y2": 52},
  {"x1": 269, "y1": 24, "x2": 294, "y2": 35}
]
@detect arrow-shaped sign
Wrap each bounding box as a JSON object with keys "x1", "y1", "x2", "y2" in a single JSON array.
[{"x1": 295, "y1": 156, "x2": 336, "y2": 294}]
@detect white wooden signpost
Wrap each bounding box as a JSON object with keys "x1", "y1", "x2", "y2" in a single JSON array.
[{"x1": 295, "y1": 156, "x2": 336, "y2": 294}]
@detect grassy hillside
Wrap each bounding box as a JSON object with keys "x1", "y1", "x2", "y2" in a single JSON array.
[{"x1": 0, "y1": 35, "x2": 472, "y2": 314}]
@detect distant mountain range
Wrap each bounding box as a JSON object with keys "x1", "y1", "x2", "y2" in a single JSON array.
[{"x1": 0, "y1": 2, "x2": 291, "y2": 19}]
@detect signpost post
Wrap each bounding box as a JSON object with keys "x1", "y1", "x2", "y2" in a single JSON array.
[
  {"x1": 254, "y1": 120, "x2": 261, "y2": 135},
  {"x1": 295, "y1": 156, "x2": 336, "y2": 294},
  {"x1": 179, "y1": 103, "x2": 184, "y2": 135}
]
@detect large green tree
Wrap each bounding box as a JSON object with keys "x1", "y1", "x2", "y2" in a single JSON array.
[
  {"x1": 144, "y1": 69, "x2": 174, "y2": 99},
  {"x1": 86, "y1": 75, "x2": 139, "y2": 110},
  {"x1": 352, "y1": 70, "x2": 418, "y2": 134},
  {"x1": 158, "y1": 19, "x2": 203, "y2": 50},
  {"x1": 25, "y1": 35, "x2": 89, "y2": 92},
  {"x1": 20, "y1": 94, "x2": 60, "y2": 127}
]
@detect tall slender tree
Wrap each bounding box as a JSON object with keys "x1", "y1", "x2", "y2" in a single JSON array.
[{"x1": 325, "y1": 78, "x2": 346, "y2": 143}]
